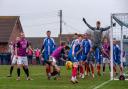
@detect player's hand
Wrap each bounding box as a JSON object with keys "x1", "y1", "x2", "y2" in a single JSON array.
[
  {"x1": 83, "y1": 18, "x2": 87, "y2": 23},
  {"x1": 113, "y1": 23, "x2": 116, "y2": 27}
]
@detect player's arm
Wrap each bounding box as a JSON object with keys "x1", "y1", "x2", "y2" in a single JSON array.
[
  {"x1": 51, "y1": 38, "x2": 56, "y2": 50},
  {"x1": 102, "y1": 23, "x2": 116, "y2": 31},
  {"x1": 72, "y1": 42, "x2": 76, "y2": 57},
  {"x1": 117, "y1": 45, "x2": 121, "y2": 56},
  {"x1": 15, "y1": 48, "x2": 18, "y2": 59},
  {"x1": 76, "y1": 45, "x2": 83, "y2": 56},
  {"x1": 15, "y1": 42, "x2": 20, "y2": 59},
  {"x1": 83, "y1": 18, "x2": 95, "y2": 30},
  {"x1": 41, "y1": 39, "x2": 45, "y2": 53},
  {"x1": 102, "y1": 26, "x2": 111, "y2": 31},
  {"x1": 26, "y1": 42, "x2": 30, "y2": 53},
  {"x1": 102, "y1": 47, "x2": 109, "y2": 58}
]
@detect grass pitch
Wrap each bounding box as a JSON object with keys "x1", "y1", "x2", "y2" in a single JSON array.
[{"x1": 0, "y1": 65, "x2": 128, "y2": 89}]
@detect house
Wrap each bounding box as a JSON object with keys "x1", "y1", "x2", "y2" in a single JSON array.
[{"x1": 0, "y1": 16, "x2": 23, "y2": 53}]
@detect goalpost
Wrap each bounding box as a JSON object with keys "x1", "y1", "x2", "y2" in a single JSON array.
[{"x1": 110, "y1": 13, "x2": 128, "y2": 80}]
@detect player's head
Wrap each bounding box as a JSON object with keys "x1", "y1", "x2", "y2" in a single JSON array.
[
  {"x1": 64, "y1": 45, "x2": 70, "y2": 53},
  {"x1": 65, "y1": 45, "x2": 70, "y2": 50},
  {"x1": 60, "y1": 41, "x2": 66, "y2": 46},
  {"x1": 46, "y1": 30, "x2": 51, "y2": 37},
  {"x1": 83, "y1": 33, "x2": 88, "y2": 39},
  {"x1": 78, "y1": 34, "x2": 83, "y2": 42},
  {"x1": 20, "y1": 32, "x2": 25, "y2": 39},
  {"x1": 61, "y1": 41, "x2": 70, "y2": 49},
  {"x1": 113, "y1": 38, "x2": 117, "y2": 45},
  {"x1": 96, "y1": 21, "x2": 101, "y2": 28},
  {"x1": 16, "y1": 37, "x2": 20, "y2": 42},
  {"x1": 103, "y1": 37, "x2": 109, "y2": 43},
  {"x1": 74, "y1": 33, "x2": 78, "y2": 39}
]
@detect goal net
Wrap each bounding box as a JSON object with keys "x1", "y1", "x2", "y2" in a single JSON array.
[{"x1": 110, "y1": 13, "x2": 128, "y2": 80}]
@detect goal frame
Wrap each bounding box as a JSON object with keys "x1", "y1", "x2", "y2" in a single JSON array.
[{"x1": 110, "y1": 13, "x2": 128, "y2": 80}]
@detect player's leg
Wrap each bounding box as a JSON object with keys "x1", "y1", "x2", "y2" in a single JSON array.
[
  {"x1": 86, "y1": 61, "x2": 90, "y2": 76},
  {"x1": 90, "y1": 61, "x2": 95, "y2": 78},
  {"x1": 85, "y1": 48, "x2": 93, "y2": 76},
  {"x1": 95, "y1": 48, "x2": 101, "y2": 78},
  {"x1": 37, "y1": 57, "x2": 40, "y2": 64},
  {"x1": 79, "y1": 60, "x2": 84, "y2": 78},
  {"x1": 49, "y1": 57, "x2": 60, "y2": 80},
  {"x1": 16, "y1": 56, "x2": 22, "y2": 80},
  {"x1": 7, "y1": 55, "x2": 17, "y2": 77},
  {"x1": 108, "y1": 58, "x2": 111, "y2": 71},
  {"x1": 77, "y1": 63, "x2": 80, "y2": 76},
  {"x1": 82, "y1": 55, "x2": 88, "y2": 77},
  {"x1": 8, "y1": 65, "x2": 14, "y2": 77},
  {"x1": 103, "y1": 57, "x2": 106, "y2": 75},
  {"x1": 51, "y1": 64, "x2": 61, "y2": 80},
  {"x1": 71, "y1": 62, "x2": 78, "y2": 84},
  {"x1": 44, "y1": 54, "x2": 51, "y2": 79},
  {"x1": 117, "y1": 60, "x2": 123, "y2": 75},
  {"x1": 113, "y1": 63, "x2": 117, "y2": 77},
  {"x1": 118, "y1": 64, "x2": 123, "y2": 75},
  {"x1": 22, "y1": 56, "x2": 32, "y2": 80}
]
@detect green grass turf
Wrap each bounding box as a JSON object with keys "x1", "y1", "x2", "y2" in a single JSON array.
[{"x1": 0, "y1": 65, "x2": 128, "y2": 89}]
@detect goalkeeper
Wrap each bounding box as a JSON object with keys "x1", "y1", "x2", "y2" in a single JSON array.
[{"x1": 82, "y1": 18, "x2": 116, "y2": 77}]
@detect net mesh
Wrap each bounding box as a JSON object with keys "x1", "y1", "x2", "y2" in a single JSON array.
[
  {"x1": 113, "y1": 13, "x2": 128, "y2": 28},
  {"x1": 111, "y1": 13, "x2": 128, "y2": 80}
]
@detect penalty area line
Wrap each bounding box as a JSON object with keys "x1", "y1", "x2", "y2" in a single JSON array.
[{"x1": 93, "y1": 80, "x2": 111, "y2": 89}]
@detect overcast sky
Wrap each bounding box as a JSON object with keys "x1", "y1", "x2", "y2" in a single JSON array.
[{"x1": 0, "y1": 0, "x2": 128, "y2": 37}]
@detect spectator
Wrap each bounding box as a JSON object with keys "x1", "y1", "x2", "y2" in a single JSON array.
[
  {"x1": 35, "y1": 48, "x2": 41, "y2": 64},
  {"x1": 27, "y1": 44, "x2": 34, "y2": 64}
]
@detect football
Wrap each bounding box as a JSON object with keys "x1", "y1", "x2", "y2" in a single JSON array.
[{"x1": 66, "y1": 61, "x2": 73, "y2": 70}]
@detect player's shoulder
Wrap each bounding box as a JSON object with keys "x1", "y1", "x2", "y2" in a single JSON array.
[
  {"x1": 43, "y1": 37, "x2": 49, "y2": 42},
  {"x1": 74, "y1": 39, "x2": 79, "y2": 42},
  {"x1": 116, "y1": 45, "x2": 120, "y2": 50},
  {"x1": 43, "y1": 37, "x2": 48, "y2": 40},
  {"x1": 116, "y1": 44, "x2": 120, "y2": 48},
  {"x1": 50, "y1": 37, "x2": 55, "y2": 41},
  {"x1": 73, "y1": 39, "x2": 79, "y2": 44}
]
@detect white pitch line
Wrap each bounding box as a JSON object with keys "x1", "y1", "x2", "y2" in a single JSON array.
[{"x1": 93, "y1": 80, "x2": 111, "y2": 89}]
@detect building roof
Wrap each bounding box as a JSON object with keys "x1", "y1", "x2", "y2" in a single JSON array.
[{"x1": 0, "y1": 16, "x2": 19, "y2": 42}]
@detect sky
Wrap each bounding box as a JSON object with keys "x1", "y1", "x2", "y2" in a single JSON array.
[{"x1": 0, "y1": 0, "x2": 128, "y2": 37}]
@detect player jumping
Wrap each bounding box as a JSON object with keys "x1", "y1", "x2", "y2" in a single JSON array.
[{"x1": 83, "y1": 18, "x2": 115, "y2": 78}]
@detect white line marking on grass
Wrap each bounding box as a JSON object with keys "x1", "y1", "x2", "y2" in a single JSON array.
[{"x1": 93, "y1": 80, "x2": 111, "y2": 89}]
